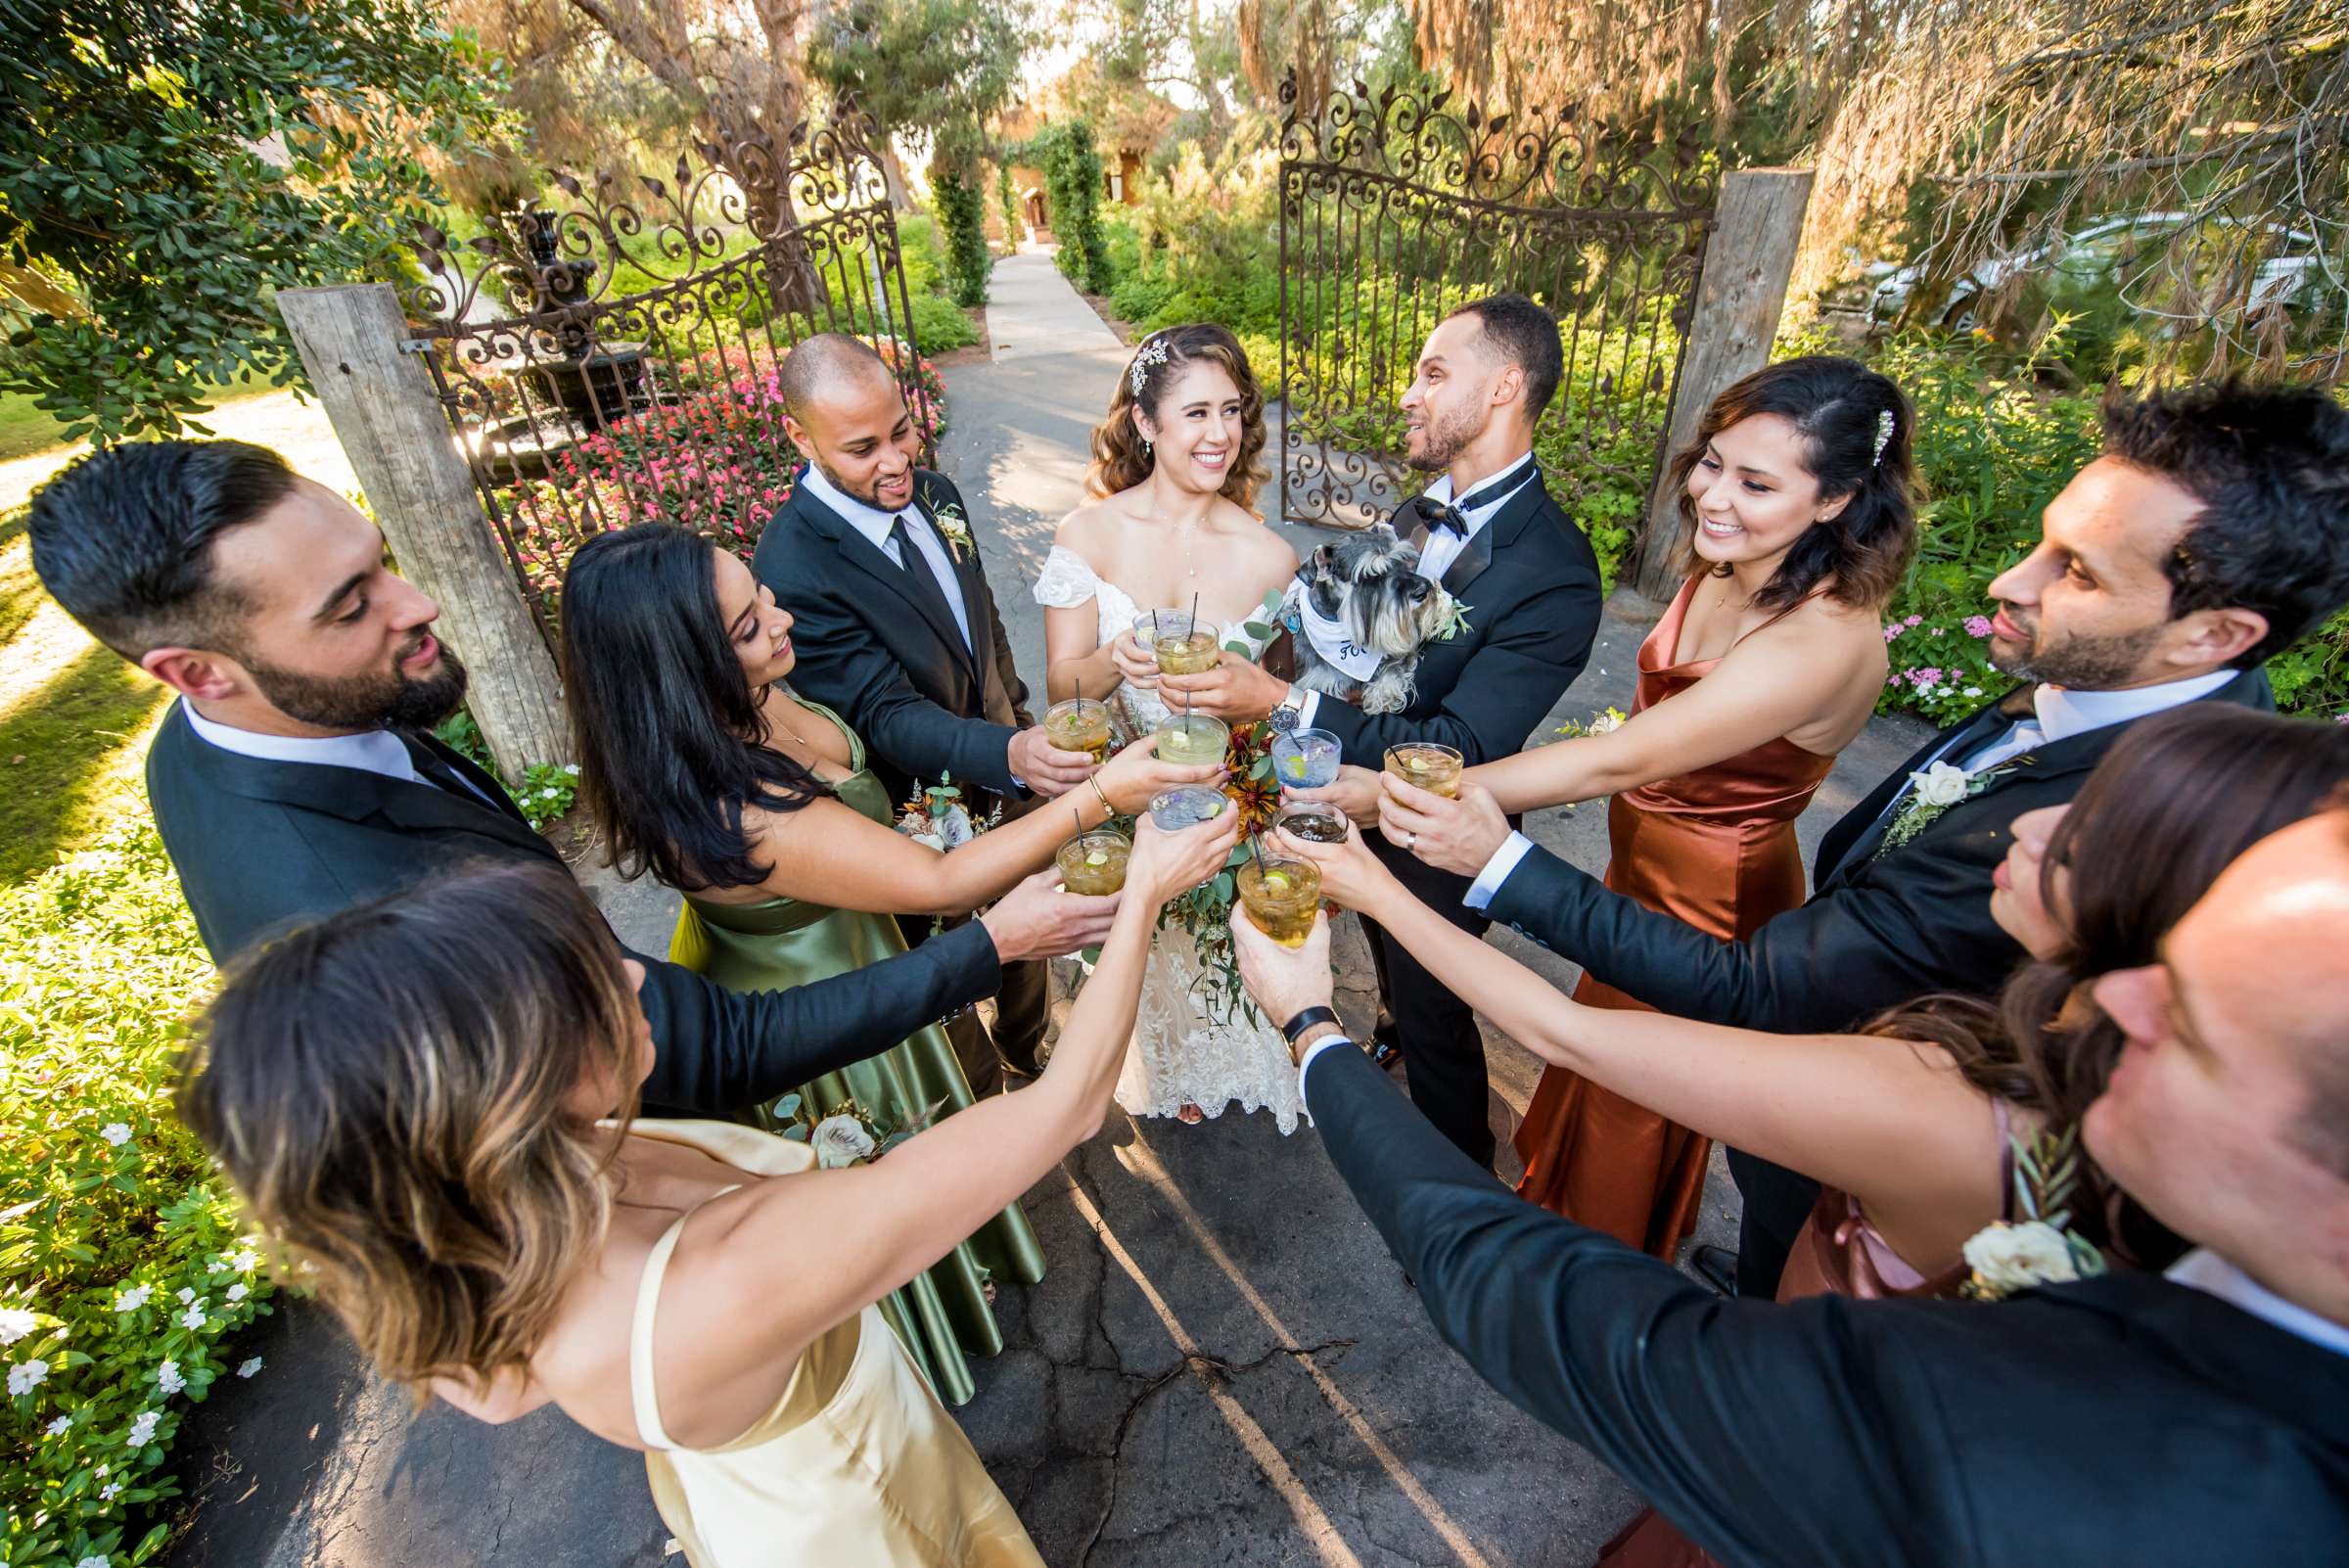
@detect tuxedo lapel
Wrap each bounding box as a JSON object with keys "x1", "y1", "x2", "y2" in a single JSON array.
[
  {"x1": 1441, "y1": 475, "x2": 1543, "y2": 601},
  {"x1": 1816, "y1": 700, "x2": 2015, "y2": 886},
  {"x1": 792, "y1": 478, "x2": 973, "y2": 676}
]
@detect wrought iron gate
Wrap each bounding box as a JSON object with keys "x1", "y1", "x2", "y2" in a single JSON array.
[
  {"x1": 400, "y1": 115, "x2": 935, "y2": 645},
  {"x1": 1275, "y1": 77, "x2": 1719, "y2": 532}
]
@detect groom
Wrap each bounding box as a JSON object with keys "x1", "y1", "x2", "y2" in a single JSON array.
[
  {"x1": 755, "y1": 333, "x2": 1098, "y2": 1090},
  {"x1": 1162, "y1": 294, "x2": 1604, "y2": 1167}
]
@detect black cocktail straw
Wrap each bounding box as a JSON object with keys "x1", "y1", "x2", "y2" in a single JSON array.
[{"x1": 1247, "y1": 830, "x2": 1267, "y2": 876}]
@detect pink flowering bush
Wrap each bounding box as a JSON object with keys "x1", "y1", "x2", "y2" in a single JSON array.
[{"x1": 491, "y1": 339, "x2": 949, "y2": 612}]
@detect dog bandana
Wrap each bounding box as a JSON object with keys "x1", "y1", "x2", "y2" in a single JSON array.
[{"x1": 1289, "y1": 576, "x2": 1386, "y2": 683}]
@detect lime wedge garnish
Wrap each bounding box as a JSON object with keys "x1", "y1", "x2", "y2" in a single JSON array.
[{"x1": 1085, "y1": 851, "x2": 1108, "y2": 867}]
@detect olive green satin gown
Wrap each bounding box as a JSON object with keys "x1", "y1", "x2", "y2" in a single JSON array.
[{"x1": 668, "y1": 699, "x2": 1046, "y2": 1407}]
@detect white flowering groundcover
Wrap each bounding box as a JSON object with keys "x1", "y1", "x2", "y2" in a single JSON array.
[{"x1": 2, "y1": 820, "x2": 272, "y2": 1568}]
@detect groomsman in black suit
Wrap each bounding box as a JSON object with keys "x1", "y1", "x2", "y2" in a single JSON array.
[
  {"x1": 26, "y1": 440, "x2": 1110, "y2": 1115},
  {"x1": 1159, "y1": 294, "x2": 1604, "y2": 1168},
  {"x1": 1379, "y1": 380, "x2": 2349, "y2": 1293},
  {"x1": 754, "y1": 333, "x2": 1097, "y2": 1088},
  {"x1": 1230, "y1": 813, "x2": 2349, "y2": 1567}
]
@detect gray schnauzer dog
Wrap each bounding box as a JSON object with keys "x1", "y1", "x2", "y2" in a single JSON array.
[{"x1": 1282, "y1": 524, "x2": 1457, "y2": 715}]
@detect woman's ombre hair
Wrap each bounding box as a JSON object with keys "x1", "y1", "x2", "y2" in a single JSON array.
[{"x1": 177, "y1": 863, "x2": 644, "y2": 1393}]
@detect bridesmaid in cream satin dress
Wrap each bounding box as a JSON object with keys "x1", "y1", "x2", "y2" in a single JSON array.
[{"x1": 178, "y1": 825, "x2": 1240, "y2": 1567}]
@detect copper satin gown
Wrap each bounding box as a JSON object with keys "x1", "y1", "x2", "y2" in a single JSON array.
[{"x1": 1511, "y1": 577, "x2": 1837, "y2": 1258}]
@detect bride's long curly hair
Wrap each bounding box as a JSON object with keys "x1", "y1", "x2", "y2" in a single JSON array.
[{"x1": 1086, "y1": 322, "x2": 1269, "y2": 514}]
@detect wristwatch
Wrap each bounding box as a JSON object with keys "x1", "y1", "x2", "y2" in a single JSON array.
[
  {"x1": 1267, "y1": 683, "x2": 1308, "y2": 733},
  {"x1": 1279, "y1": 1005, "x2": 1339, "y2": 1044}
]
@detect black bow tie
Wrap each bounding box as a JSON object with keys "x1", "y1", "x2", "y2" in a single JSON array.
[{"x1": 1405, "y1": 496, "x2": 1469, "y2": 539}]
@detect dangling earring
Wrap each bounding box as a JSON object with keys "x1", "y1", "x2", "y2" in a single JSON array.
[{"x1": 1141, "y1": 437, "x2": 1153, "y2": 459}]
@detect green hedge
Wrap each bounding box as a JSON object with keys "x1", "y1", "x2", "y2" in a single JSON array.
[{"x1": 2, "y1": 819, "x2": 270, "y2": 1568}]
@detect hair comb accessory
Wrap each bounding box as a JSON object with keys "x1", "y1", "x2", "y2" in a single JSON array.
[
  {"x1": 1871, "y1": 408, "x2": 1897, "y2": 468},
  {"x1": 1128, "y1": 334, "x2": 1172, "y2": 400}
]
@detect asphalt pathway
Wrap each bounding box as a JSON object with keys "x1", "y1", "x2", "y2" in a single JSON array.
[{"x1": 160, "y1": 249, "x2": 1931, "y2": 1567}]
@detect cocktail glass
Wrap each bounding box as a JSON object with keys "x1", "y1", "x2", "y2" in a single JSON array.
[
  {"x1": 1148, "y1": 785, "x2": 1228, "y2": 832},
  {"x1": 1043, "y1": 696, "x2": 1113, "y2": 763},
  {"x1": 1236, "y1": 854, "x2": 1323, "y2": 947},
  {"x1": 1273, "y1": 800, "x2": 1347, "y2": 844},
  {"x1": 1151, "y1": 615, "x2": 1223, "y2": 675},
  {"x1": 1056, "y1": 829, "x2": 1130, "y2": 897},
  {"x1": 1383, "y1": 743, "x2": 1464, "y2": 799},
  {"x1": 1268, "y1": 727, "x2": 1342, "y2": 789},
  {"x1": 1154, "y1": 712, "x2": 1230, "y2": 766}
]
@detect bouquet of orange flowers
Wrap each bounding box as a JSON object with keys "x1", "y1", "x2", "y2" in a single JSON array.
[{"x1": 1155, "y1": 717, "x2": 1282, "y2": 1023}]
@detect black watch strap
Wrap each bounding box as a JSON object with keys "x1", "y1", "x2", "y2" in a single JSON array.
[{"x1": 1280, "y1": 1005, "x2": 1340, "y2": 1044}]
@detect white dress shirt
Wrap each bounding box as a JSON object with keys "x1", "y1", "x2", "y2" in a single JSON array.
[
  {"x1": 799, "y1": 462, "x2": 972, "y2": 651},
  {"x1": 2167, "y1": 1249, "x2": 2349, "y2": 1358},
  {"x1": 1292, "y1": 449, "x2": 1539, "y2": 729},
  {"x1": 1463, "y1": 667, "x2": 2239, "y2": 911},
  {"x1": 182, "y1": 702, "x2": 499, "y2": 805}
]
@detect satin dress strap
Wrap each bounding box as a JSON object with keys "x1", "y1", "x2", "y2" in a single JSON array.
[{"x1": 629, "y1": 1189, "x2": 742, "y2": 1452}]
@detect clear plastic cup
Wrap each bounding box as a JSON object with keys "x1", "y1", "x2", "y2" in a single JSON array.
[{"x1": 1269, "y1": 727, "x2": 1342, "y2": 789}]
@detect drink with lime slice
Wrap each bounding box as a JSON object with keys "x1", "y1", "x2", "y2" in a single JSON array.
[
  {"x1": 1268, "y1": 726, "x2": 1340, "y2": 788},
  {"x1": 1154, "y1": 712, "x2": 1230, "y2": 766},
  {"x1": 1043, "y1": 696, "x2": 1113, "y2": 763},
  {"x1": 1236, "y1": 854, "x2": 1322, "y2": 947},
  {"x1": 1383, "y1": 742, "x2": 1464, "y2": 799},
  {"x1": 1055, "y1": 829, "x2": 1130, "y2": 896},
  {"x1": 1148, "y1": 785, "x2": 1227, "y2": 832}
]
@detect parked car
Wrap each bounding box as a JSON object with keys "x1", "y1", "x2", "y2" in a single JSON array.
[{"x1": 1867, "y1": 212, "x2": 2331, "y2": 332}]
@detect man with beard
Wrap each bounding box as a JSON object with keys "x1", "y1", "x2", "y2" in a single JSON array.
[
  {"x1": 1380, "y1": 379, "x2": 2349, "y2": 1296},
  {"x1": 1154, "y1": 294, "x2": 1605, "y2": 1169},
  {"x1": 755, "y1": 334, "x2": 1099, "y2": 1091},
  {"x1": 28, "y1": 439, "x2": 1112, "y2": 1115}
]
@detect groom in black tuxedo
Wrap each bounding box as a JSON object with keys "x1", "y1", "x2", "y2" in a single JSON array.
[
  {"x1": 1231, "y1": 810, "x2": 2349, "y2": 1567},
  {"x1": 1161, "y1": 294, "x2": 1604, "y2": 1167},
  {"x1": 27, "y1": 440, "x2": 1110, "y2": 1116},
  {"x1": 1381, "y1": 379, "x2": 2349, "y2": 1292},
  {"x1": 754, "y1": 333, "x2": 1099, "y2": 1088}
]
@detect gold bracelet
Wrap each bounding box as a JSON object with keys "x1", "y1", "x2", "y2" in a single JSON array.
[{"x1": 1086, "y1": 773, "x2": 1115, "y2": 818}]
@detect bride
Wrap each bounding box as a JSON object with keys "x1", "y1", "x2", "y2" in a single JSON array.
[{"x1": 1034, "y1": 323, "x2": 1305, "y2": 1130}]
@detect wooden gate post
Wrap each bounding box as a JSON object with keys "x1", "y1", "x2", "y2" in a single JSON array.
[
  {"x1": 1631, "y1": 168, "x2": 1817, "y2": 602},
  {"x1": 277, "y1": 283, "x2": 569, "y2": 779}
]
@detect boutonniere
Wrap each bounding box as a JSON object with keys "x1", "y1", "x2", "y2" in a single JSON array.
[
  {"x1": 925, "y1": 495, "x2": 973, "y2": 563},
  {"x1": 1874, "y1": 760, "x2": 2015, "y2": 857},
  {"x1": 1435, "y1": 595, "x2": 1472, "y2": 642},
  {"x1": 1960, "y1": 1127, "x2": 2108, "y2": 1302}
]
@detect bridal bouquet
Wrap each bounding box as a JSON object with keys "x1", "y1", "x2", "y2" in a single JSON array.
[{"x1": 1154, "y1": 716, "x2": 1284, "y2": 1024}]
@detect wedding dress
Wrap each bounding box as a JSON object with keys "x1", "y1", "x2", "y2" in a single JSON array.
[{"x1": 1033, "y1": 544, "x2": 1307, "y2": 1133}]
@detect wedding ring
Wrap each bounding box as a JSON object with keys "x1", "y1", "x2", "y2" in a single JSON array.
[{"x1": 1403, "y1": 830, "x2": 1418, "y2": 852}]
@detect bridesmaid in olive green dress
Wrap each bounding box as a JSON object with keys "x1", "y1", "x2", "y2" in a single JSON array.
[{"x1": 561, "y1": 524, "x2": 1221, "y2": 1406}]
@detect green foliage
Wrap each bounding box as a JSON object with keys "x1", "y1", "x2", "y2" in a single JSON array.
[
  {"x1": 1027, "y1": 120, "x2": 1113, "y2": 294},
  {"x1": 0, "y1": 1, "x2": 509, "y2": 444},
  {"x1": 1, "y1": 817, "x2": 271, "y2": 1568},
  {"x1": 930, "y1": 168, "x2": 992, "y2": 308},
  {"x1": 430, "y1": 711, "x2": 581, "y2": 830},
  {"x1": 805, "y1": 0, "x2": 1029, "y2": 161},
  {"x1": 995, "y1": 161, "x2": 1021, "y2": 248}
]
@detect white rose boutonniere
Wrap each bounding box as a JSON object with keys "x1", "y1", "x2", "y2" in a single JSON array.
[
  {"x1": 810, "y1": 1114, "x2": 880, "y2": 1169},
  {"x1": 1961, "y1": 1221, "x2": 2082, "y2": 1294},
  {"x1": 1960, "y1": 1126, "x2": 2109, "y2": 1302},
  {"x1": 1875, "y1": 761, "x2": 2014, "y2": 858},
  {"x1": 927, "y1": 499, "x2": 973, "y2": 563}
]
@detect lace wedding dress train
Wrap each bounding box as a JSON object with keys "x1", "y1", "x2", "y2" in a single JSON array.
[{"x1": 1033, "y1": 545, "x2": 1307, "y2": 1134}]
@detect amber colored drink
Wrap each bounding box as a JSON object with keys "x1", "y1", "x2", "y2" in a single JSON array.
[
  {"x1": 1237, "y1": 855, "x2": 1322, "y2": 947},
  {"x1": 1056, "y1": 830, "x2": 1130, "y2": 896},
  {"x1": 1384, "y1": 743, "x2": 1464, "y2": 799},
  {"x1": 1153, "y1": 627, "x2": 1222, "y2": 675},
  {"x1": 1044, "y1": 697, "x2": 1113, "y2": 763},
  {"x1": 1155, "y1": 713, "x2": 1230, "y2": 766}
]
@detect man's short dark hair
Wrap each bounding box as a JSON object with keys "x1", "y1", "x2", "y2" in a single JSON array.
[
  {"x1": 1447, "y1": 293, "x2": 1563, "y2": 424},
  {"x1": 774, "y1": 332, "x2": 892, "y2": 421},
  {"x1": 2103, "y1": 381, "x2": 2349, "y2": 667},
  {"x1": 28, "y1": 439, "x2": 296, "y2": 662}
]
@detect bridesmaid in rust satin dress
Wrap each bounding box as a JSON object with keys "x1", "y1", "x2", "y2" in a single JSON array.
[{"x1": 1511, "y1": 578, "x2": 1837, "y2": 1257}]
